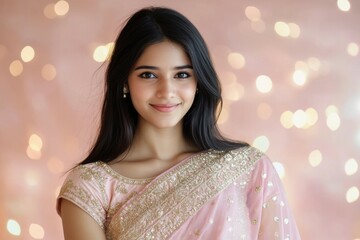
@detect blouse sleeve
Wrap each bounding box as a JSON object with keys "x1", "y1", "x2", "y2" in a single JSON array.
[
  {"x1": 247, "y1": 154, "x2": 301, "y2": 240},
  {"x1": 56, "y1": 164, "x2": 108, "y2": 229}
]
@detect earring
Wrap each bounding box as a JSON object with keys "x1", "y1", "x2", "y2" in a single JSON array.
[{"x1": 123, "y1": 85, "x2": 129, "y2": 98}]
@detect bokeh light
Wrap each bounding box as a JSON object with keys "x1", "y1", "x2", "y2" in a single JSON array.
[
  {"x1": 280, "y1": 111, "x2": 294, "y2": 129},
  {"x1": 252, "y1": 135, "x2": 270, "y2": 152},
  {"x1": 307, "y1": 57, "x2": 321, "y2": 71},
  {"x1": 41, "y1": 64, "x2": 57, "y2": 81},
  {"x1": 7, "y1": 219, "x2": 21, "y2": 236},
  {"x1": 273, "y1": 162, "x2": 285, "y2": 179},
  {"x1": 54, "y1": 0, "x2": 70, "y2": 16},
  {"x1": 256, "y1": 75, "x2": 273, "y2": 93},
  {"x1": 21, "y1": 46, "x2": 35, "y2": 62},
  {"x1": 309, "y1": 150, "x2": 322, "y2": 167},
  {"x1": 29, "y1": 134, "x2": 43, "y2": 152},
  {"x1": 347, "y1": 42, "x2": 359, "y2": 56},
  {"x1": 292, "y1": 70, "x2": 307, "y2": 86},
  {"x1": 227, "y1": 52, "x2": 246, "y2": 69},
  {"x1": 345, "y1": 158, "x2": 358, "y2": 176},
  {"x1": 288, "y1": 23, "x2": 301, "y2": 38},
  {"x1": 337, "y1": 0, "x2": 351, "y2": 12},
  {"x1": 9, "y1": 60, "x2": 23, "y2": 77},
  {"x1": 29, "y1": 223, "x2": 45, "y2": 239},
  {"x1": 44, "y1": 3, "x2": 57, "y2": 19},
  {"x1": 93, "y1": 42, "x2": 114, "y2": 62},
  {"x1": 346, "y1": 186, "x2": 359, "y2": 203},
  {"x1": 274, "y1": 21, "x2": 290, "y2": 37},
  {"x1": 245, "y1": 6, "x2": 261, "y2": 22},
  {"x1": 223, "y1": 82, "x2": 244, "y2": 101}
]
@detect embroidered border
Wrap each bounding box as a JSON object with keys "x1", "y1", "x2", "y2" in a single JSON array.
[{"x1": 107, "y1": 146, "x2": 263, "y2": 239}]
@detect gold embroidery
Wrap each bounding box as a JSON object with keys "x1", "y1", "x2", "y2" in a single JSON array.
[
  {"x1": 108, "y1": 146, "x2": 263, "y2": 239},
  {"x1": 59, "y1": 180, "x2": 106, "y2": 229},
  {"x1": 99, "y1": 162, "x2": 153, "y2": 185},
  {"x1": 58, "y1": 162, "x2": 151, "y2": 234}
]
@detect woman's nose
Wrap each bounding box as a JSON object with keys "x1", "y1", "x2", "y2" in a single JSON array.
[{"x1": 156, "y1": 78, "x2": 175, "y2": 98}]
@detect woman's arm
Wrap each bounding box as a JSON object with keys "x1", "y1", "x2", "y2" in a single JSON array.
[{"x1": 60, "y1": 199, "x2": 106, "y2": 240}]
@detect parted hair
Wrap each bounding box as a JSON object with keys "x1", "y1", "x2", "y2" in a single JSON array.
[{"x1": 80, "y1": 7, "x2": 248, "y2": 165}]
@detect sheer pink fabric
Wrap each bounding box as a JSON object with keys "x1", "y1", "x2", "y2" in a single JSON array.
[{"x1": 57, "y1": 147, "x2": 301, "y2": 239}]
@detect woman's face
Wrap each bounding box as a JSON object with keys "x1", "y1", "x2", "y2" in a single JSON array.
[{"x1": 127, "y1": 41, "x2": 197, "y2": 129}]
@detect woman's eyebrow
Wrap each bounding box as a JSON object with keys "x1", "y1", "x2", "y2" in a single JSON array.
[
  {"x1": 134, "y1": 65, "x2": 193, "y2": 71},
  {"x1": 134, "y1": 65, "x2": 158, "y2": 70}
]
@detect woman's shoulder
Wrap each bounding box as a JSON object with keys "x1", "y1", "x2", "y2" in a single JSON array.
[
  {"x1": 67, "y1": 161, "x2": 105, "y2": 176},
  {"x1": 217, "y1": 145, "x2": 265, "y2": 162}
]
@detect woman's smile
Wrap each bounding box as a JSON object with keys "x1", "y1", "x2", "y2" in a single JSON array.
[{"x1": 149, "y1": 103, "x2": 181, "y2": 113}]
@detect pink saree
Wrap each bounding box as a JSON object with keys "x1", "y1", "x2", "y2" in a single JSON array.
[{"x1": 57, "y1": 146, "x2": 301, "y2": 239}]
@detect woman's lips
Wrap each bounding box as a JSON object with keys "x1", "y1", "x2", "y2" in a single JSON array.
[{"x1": 150, "y1": 104, "x2": 180, "y2": 112}]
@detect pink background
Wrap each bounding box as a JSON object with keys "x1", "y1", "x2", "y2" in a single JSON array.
[{"x1": 1, "y1": 0, "x2": 359, "y2": 239}]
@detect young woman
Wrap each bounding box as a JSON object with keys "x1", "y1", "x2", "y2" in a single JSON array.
[{"x1": 57, "y1": 7, "x2": 301, "y2": 240}]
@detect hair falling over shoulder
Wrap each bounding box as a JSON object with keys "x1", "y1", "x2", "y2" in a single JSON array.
[{"x1": 80, "y1": 7, "x2": 249, "y2": 165}]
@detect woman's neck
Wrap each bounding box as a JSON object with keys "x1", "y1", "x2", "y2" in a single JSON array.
[{"x1": 127, "y1": 121, "x2": 197, "y2": 162}]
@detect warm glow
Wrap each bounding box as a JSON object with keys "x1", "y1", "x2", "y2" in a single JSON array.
[
  {"x1": 54, "y1": 0, "x2": 69, "y2": 16},
  {"x1": 44, "y1": 3, "x2": 57, "y2": 19},
  {"x1": 256, "y1": 75, "x2": 273, "y2": 93},
  {"x1": 253, "y1": 136, "x2": 270, "y2": 152},
  {"x1": 309, "y1": 150, "x2": 322, "y2": 167},
  {"x1": 26, "y1": 146, "x2": 42, "y2": 160},
  {"x1": 326, "y1": 112, "x2": 341, "y2": 131},
  {"x1": 93, "y1": 42, "x2": 114, "y2": 62},
  {"x1": 305, "y1": 108, "x2": 318, "y2": 126},
  {"x1": 307, "y1": 57, "x2": 321, "y2": 71},
  {"x1": 41, "y1": 64, "x2": 57, "y2": 81},
  {"x1": 273, "y1": 162, "x2": 285, "y2": 179},
  {"x1": 7, "y1": 219, "x2": 21, "y2": 236},
  {"x1": 29, "y1": 134, "x2": 43, "y2": 152},
  {"x1": 223, "y1": 83, "x2": 244, "y2": 101},
  {"x1": 347, "y1": 42, "x2": 359, "y2": 56},
  {"x1": 325, "y1": 105, "x2": 339, "y2": 116},
  {"x1": 21, "y1": 46, "x2": 35, "y2": 62},
  {"x1": 337, "y1": 0, "x2": 351, "y2": 12},
  {"x1": 346, "y1": 186, "x2": 359, "y2": 203},
  {"x1": 227, "y1": 52, "x2": 246, "y2": 69},
  {"x1": 9, "y1": 60, "x2": 23, "y2": 77},
  {"x1": 257, "y1": 102, "x2": 272, "y2": 120},
  {"x1": 220, "y1": 71, "x2": 237, "y2": 86},
  {"x1": 274, "y1": 21, "x2": 290, "y2": 37},
  {"x1": 292, "y1": 70, "x2": 307, "y2": 86},
  {"x1": 29, "y1": 223, "x2": 45, "y2": 239},
  {"x1": 295, "y1": 60, "x2": 309, "y2": 72},
  {"x1": 344, "y1": 158, "x2": 358, "y2": 176},
  {"x1": 245, "y1": 6, "x2": 261, "y2": 22},
  {"x1": 292, "y1": 109, "x2": 307, "y2": 128},
  {"x1": 280, "y1": 111, "x2": 293, "y2": 129},
  {"x1": 288, "y1": 22, "x2": 301, "y2": 38}
]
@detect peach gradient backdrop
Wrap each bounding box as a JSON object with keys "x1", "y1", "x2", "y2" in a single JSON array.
[{"x1": 1, "y1": 0, "x2": 359, "y2": 239}]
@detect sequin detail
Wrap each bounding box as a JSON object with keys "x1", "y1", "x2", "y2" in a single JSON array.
[{"x1": 107, "y1": 146, "x2": 263, "y2": 240}]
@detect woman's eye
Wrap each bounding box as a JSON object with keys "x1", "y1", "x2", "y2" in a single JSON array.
[
  {"x1": 175, "y1": 72, "x2": 190, "y2": 79},
  {"x1": 139, "y1": 72, "x2": 156, "y2": 79}
]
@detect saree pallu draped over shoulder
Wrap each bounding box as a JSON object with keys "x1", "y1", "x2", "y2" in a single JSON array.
[
  {"x1": 57, "y1": 146, "x2": 301, "y2": 240},
  {"x1": 107, "y1": 147, "x2": 264, "y2": 239}
]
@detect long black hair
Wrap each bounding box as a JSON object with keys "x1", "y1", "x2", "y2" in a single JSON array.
[{"x1": 80, "y1": 7, "x2": 248, "y2": 165}]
